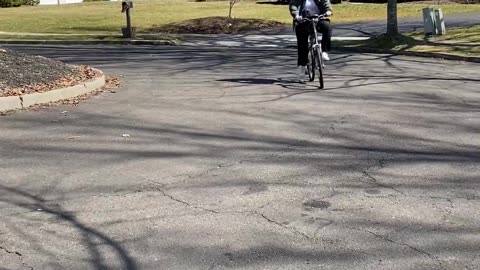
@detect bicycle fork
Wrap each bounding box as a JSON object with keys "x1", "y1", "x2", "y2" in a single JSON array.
[{"x1": 311, "y1": 26, "x2": 324, "y2": 69}]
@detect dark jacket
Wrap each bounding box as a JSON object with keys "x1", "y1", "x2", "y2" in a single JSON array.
[{"x1": 289, "y1": 0, "x2": 332, "y2": 18}]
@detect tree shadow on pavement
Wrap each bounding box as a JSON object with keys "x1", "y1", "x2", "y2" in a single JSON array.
[
  {"x1": 1, "y1": 44, "x2": 480, "y2": 269},
  {"x1": 0, "y1": 183, "x2": 138, "y2": 270}
]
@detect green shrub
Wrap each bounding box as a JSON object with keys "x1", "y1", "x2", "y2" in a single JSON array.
[
  {"x1": 23, "y1": 0, "x2": 39, "y2": 5},
  {"x1": 1, "y1": 0, "x2": 12, "y2": 7},
  {"x1": 0, "y1": 0, "x2": 38, "y2": 7}
]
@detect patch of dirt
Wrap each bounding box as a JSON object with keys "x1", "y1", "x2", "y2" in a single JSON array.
[
  {"x1": 148, "y1": 16, "x2": 286, "y2": 34},
  {"x1": 0, "y1": 48, "x2": 101, "y2": 97},
  {"x1": 105, "y1": 76, "x2": 123, "y2": 90}
]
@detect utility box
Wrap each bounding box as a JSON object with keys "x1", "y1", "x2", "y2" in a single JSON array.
[
  {"x1": 423, "y1": 7, "x2": 446, "y2": 36},
  {"x1": 434, "y1": 8, "x2": 446, "y2": 35}
]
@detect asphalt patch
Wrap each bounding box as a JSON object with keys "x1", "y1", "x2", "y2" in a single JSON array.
[{"x1": 303, "y1": 199, "x2": 331, "y2": 209}]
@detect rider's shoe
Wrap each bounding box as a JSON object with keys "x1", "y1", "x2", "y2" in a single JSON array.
[
  {"x1": 297, "y1": 65, "x2": 306, "y2": 83},
  {"x1": 322, "y1": 52, "x2": 330, "y2": 61}
]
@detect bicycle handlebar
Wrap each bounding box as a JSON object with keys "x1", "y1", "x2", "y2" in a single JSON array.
[{"x1": 301, "y1": 14, "x2": 329, "y2": 22}]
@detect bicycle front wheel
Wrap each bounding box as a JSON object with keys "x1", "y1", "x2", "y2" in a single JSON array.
[
  {"x1": 315, "y1": 49, "x2": 324, "y2": 89},
  {"x1": 307, "y1": 46, "x2": 315, "y2": 82}
]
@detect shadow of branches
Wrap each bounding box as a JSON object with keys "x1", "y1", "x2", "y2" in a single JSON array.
[
  {"x1": 1, "y1": 44, "x2": 479, "y2": 269},
  {"x1": 0, "y1": 183, "x2": 137, "y2": 270}
]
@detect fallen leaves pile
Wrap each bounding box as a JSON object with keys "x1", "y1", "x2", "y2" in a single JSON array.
[
  {"x1": 1, "y1": 47, "x2": 125, "y2": 114},
  {"x1": 149, "y1": 16, "x2": 285, "y2": 34},
  {"x1": 105, "y1": 75, "x2": 124, "y2": 90},
  {"x1": 0, "y1": 48, "x2": 103, "y2": 97}
]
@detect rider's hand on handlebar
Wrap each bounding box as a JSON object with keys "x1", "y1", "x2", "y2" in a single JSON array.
[
  {"x1": 295, "y1": 15, "x2": 303, "y2": 22},
  {"x1": 326, "y1": 10, "x2": 332, "y2": 16}
]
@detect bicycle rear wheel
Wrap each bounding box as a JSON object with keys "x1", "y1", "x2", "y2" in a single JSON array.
[{"x1": 315, "y1": 49, "x2": 324, "y2": 89}]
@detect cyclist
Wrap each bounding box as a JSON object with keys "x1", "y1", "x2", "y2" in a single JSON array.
[{"x1": 289, "y1": 0, "x2": 333, "y2": 82}]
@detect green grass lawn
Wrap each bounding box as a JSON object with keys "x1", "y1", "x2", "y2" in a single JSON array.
[
  {"x1": 336, "y1": 25, "x2": 480, "y2": 57},
  {"x1": 409, "y1": 25, "x2": 480, "y2": 43},
  {"x1": 0, "y1": 0, "x2": 479, "y2": 34}
]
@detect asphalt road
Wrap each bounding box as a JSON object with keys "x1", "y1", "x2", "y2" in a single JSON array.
[{"x1": 1, "y1": 45, "x2": 479, "y2": 270}]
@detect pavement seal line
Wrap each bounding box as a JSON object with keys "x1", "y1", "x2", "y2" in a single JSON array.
[
  {"x1": 0, "y1": 69, "x2": 106, "y2": 112},
  {"x1": 362, "y1": 229, "x2": 445, "y2": 269}
]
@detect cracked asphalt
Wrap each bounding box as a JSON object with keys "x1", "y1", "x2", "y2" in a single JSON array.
[{"x1": 1, "y1": 45, "x2": 479, "y2": 270}]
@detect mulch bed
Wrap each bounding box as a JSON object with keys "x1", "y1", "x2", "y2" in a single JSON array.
[
  {"x1": 0, "y1": 47, "x2": 101, "y2": 97},
  {"x1": 148, "y1": 16, "x2": 286, "y2": 34}
]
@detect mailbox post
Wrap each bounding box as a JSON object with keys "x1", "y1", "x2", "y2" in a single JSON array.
[{"x1": 121, "y1": 1, "x2": 135, "y2": 39}]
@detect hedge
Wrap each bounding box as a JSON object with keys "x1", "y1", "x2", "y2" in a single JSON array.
[{"x1": 0, "y1": 0, "x2": 39, "y2": 7}]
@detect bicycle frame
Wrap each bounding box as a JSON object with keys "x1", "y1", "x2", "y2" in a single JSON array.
[
  {"x1": 300, "y1": 14, "x2": 328, "y2": 88},
  {"x1": 305, "y1": 15, "x2": 327, "y2": 68}
]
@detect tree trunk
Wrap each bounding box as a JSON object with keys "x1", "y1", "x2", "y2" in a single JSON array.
[
  {"x1": 387, "y1": 0, "x2": 398, "y2": 36},
  {"x1": 229, "y1": 1, "x2": 234, "y2": 18},
  {"x1": 229, "y1": 0, "x2": 239, "y2": 19}
]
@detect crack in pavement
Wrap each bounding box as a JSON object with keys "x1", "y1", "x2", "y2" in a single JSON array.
[
  {"x1": 0, "y1": 245, "x2": 34, "y2": 270},
  {"x1": 0, "y1": 245, "x2": 22, "y2": 257},
  {"x1": 362, "y1": 170, "x2": 406, "y2": 196},
  {"x1": 146, "y1": 179, "x2": 315, "y2": 241},
  {"x1": 256, "y1": 212, "x2": 312, "y2": 240},
  {"x1": 153, "y1": 185, "x2": 220, "y2": 214},
  {"x1": 161, "y1": 138, "x2": 313, "y2": 186},
  {"x1": 144, "y1": 180, "x2": 318, "y2": 242},
  {"x1": 363, "y1": 229, "x2": 445, "y2": 270},
  {"x1": 352, "y1": 156, "x2": 407, "y2": 197}
]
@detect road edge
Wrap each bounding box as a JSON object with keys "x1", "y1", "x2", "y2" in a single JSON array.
[
  {"x1": 0, "y1": 39, "x2": 177, "y2": 46},
  {"x1": 0, "y1": 69, "x2": 106, "y2": 112},
  {"x1": 334, "y1": 46, "x2": 480, "y2": 63}
]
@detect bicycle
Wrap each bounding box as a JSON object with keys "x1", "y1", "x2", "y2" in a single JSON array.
[{"x1": 302, "y1": 14, "x2": 328, "y2": 89}]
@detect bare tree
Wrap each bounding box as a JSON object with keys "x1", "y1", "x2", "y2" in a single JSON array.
[
  {"x1": 387, "y1": 0, "x2": 399, "y2": 36},
  {"x1": 229, "y1": 0, "x2": 240, "y2": 19}
]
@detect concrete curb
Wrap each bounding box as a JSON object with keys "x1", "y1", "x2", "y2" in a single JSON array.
[
  {"x1": 335, "y1": 46, "x2": 480, "y2": 63},
  {"x1": 0, "y1": 39, "x2": 177, "y2": 46},
  {"x1": 0, "y1": 69, "x2": 106, "y2": 112},
  {"x1": 0, "y1": 96, "x2": 22, "y2": 112}
]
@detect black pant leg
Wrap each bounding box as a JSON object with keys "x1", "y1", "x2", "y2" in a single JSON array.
[
  {"x1": 295, "y1": 22, "x2": 310, "y2": 66},
  {"x1": 317, "y1": 20, "x2": 332, "y2": 52}
]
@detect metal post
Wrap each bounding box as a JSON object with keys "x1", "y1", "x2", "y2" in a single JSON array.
[
  {"x1": 121, "y1": 1, "x2": 134, "y2": 39},
  {"x1": 126, "y1": 8, "x2": 132, "y2": 38}
]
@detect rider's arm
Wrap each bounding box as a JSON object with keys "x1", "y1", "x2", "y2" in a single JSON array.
[{"x1": 317, "y1": 0, "x2": 333, "y2": 15}]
